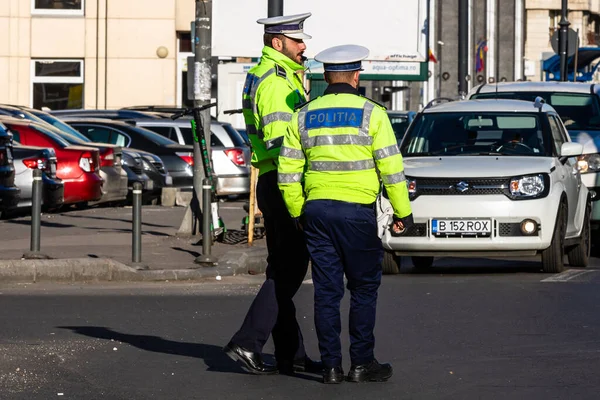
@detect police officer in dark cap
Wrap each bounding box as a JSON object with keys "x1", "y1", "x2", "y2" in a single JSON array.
[{"x1": 223, "y1": 12, "x2": 322, "y2": 376}]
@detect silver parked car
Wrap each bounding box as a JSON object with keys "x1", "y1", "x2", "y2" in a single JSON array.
[
  {"x1": 136, "y1": 119, "x2": 251, "y2": 196},
  {"x1": 12, "y1": 144, "x2": 64, "y2": 210}
]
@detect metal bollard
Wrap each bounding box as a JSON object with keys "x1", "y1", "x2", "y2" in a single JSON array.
[
  {"x1": 194, "y1": 177, "x2": 218, "y2": 266},
  {"x1": 23, "y1": 169, "x2": 48, "y2": 259},
  {"x1": 131, "y1": 182, "x2": 147, "y2": 269}
]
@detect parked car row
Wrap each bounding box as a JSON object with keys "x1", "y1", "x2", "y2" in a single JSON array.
[
  {"x1": 0, "y1": 104, "x2": 251, "y2": 217},
  {"x1": 52, "y1": 108, "x2": 251, "y2": 196}
]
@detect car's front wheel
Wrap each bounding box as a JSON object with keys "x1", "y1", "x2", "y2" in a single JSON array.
[
  {"x1": 541, "y1": 201, "x2": 567, "y2": 273},
  {"x1": 382, "y1": 251, "x2": 401, "y2": 274},
  {"x1": 566, "y1": 201, "x2": 591, "y2": 267}
]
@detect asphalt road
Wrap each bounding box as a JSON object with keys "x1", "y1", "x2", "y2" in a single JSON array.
[{"x1": 2, "y1": 262, "x2": 600, "y2": 400}]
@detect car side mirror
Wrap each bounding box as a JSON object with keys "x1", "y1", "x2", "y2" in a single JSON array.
[{"x1": 560, "y1": 142, "x2": 583, "y2": 158}]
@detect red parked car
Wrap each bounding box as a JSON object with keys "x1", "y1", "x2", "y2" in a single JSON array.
[{"x1": 1, "y1": 119, "x2": 102, "y2": 205}]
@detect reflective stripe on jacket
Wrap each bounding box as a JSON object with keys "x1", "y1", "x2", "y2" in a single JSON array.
[
  {"x1": 242, "y1": 46, "x2": 306, "y2": 176},
  {"x1": 278, "y1": 88, "x2": 412, "y2": 219}
]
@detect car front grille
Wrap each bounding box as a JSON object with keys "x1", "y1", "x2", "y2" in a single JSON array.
[{"x1": 413, "y1": 177, "x2": 507, "y2": 197}]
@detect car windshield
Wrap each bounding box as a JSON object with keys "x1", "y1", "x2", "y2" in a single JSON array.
[
  {"x1": 401, "y1": 112, "x2": 553, "y2": 157},
  {"x1": 471, "y1": 91, "x2": 600, "y2": 130}
]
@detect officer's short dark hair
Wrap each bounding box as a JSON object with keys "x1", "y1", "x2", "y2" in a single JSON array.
[
  {"x1": 264, "y1": 33, "x2": 285, "y2": 47},
  {"x1": 324, "y1": 71, "x2": 357, "y2": 84}
]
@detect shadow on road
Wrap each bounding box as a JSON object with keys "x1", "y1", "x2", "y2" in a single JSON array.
[
  {"x1": 58, "y1": 326, "x2": 322, "y2": 382},
  {"x1": 57, "y1": 326, "x2": 246, "y2": 374}
]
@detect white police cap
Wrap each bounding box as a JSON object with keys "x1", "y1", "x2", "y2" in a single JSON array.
[
  {"x1": 257, "y1": 12, "x2": 312, "y2": 40},
  {"x1": 314, "y1": 45, "x2": 370, "y2": 72}
]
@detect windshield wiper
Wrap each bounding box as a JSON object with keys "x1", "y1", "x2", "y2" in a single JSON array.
[{"x1": 405, "y1": 152, "x2": 434, "y2": 157}]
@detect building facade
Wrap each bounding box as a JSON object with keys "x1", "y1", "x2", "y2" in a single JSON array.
[{"x1": 1, "y1": 0, "x2": 195, "y2": 110}]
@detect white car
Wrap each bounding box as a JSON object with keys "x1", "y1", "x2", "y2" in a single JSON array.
[{"x1": 381, "y1": 98, "x2": 591, "y2": 274}]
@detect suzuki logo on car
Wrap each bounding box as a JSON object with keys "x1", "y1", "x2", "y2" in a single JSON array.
[{"x1": 455, "y1": 181, "x2": 469, "y2": 192}]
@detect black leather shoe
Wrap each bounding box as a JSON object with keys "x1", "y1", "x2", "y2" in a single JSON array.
[
  {"x1": 293, "y1": 356, "x2": 324, "y2": 374},
  {"x1": 323, "y1": 366, "x2": 344, "y2": 384},
  {"x1": 347, "y1": 359, "x2": 393, "y2": 382},
  {"x1": 223, "y1": 341, "x2": 278, "y2": 375}
]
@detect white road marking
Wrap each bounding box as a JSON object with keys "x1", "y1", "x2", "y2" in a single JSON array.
[
  {"x1": 541, "y1": 269, "x2": 596, "y2": 282},
  {"x1": 302, "y1": 279, "x2": 313, "y2": 284}
]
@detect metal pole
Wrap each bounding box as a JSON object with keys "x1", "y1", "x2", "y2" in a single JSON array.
[
  {"x1": 437, "y1": 41, "x2": 443, "y2": 98},
  {"x1": 132, "y1": 182, "x2": 144, "y2": 267},
  {"x1": 192, "y1": 0, "x2": 211, "y2": 208},
  {"x1": 573, "y1": 29, "x2": 579, "y2": 82},
  {"x1": 195, "y1": 178, "x2": 218, "y2": 266},
  {"x1": 193, "y1": 0, "x2": 218, "y2": 267},
  {"x1": 558, "y1": 0, "x2": 570, "y2": 82},
  {"x1": 458, "y1": 0, "x2": 468, "y2": 95},
  {"x1": 23, "y1": 168, "x2": 48, "y2": 259},
  {"x1": 30, "y1": 169, "x2": 42, "y2": 253},
  {"x1": 268, "y1": 0, "x2": 283, "y2": 17}
]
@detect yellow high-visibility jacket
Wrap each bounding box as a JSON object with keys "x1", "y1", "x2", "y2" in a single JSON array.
[
  {"x1": 242, "y1": 46, "x2": 307, "y2": 176},
  {"x1": 278, "y1": 83, "x2": 412, "y2": 220}
]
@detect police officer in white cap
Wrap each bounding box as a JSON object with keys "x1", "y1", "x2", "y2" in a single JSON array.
[
  {"x1": 278, "y1": 45, "x2": 413, "y2": 384},
  {"x1": 224, "y1": 12, "x2": 322, "y2": 376}
]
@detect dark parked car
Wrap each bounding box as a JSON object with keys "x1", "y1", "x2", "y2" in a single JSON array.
[
  {"x1": 0, "y1": 122, "x2": 20, "y2": 212},
  {"x1": 64, "y1": 118, "x2": 194, "y2": 190},
  {"x1": 12, "y1": 144, "x2": 63, "y2": 210}
]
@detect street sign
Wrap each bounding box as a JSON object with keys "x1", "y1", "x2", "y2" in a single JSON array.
[{"x1": 550, "y1": 28, "x2": 579, "y2": 57}]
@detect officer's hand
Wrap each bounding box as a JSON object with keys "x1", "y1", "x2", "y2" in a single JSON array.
[
  {"x1": 390, "y1": 214, "x2": 413, "y2": 237},
  {"x1": 391, "y1": 220, "x2": 405, "y2": 235}
]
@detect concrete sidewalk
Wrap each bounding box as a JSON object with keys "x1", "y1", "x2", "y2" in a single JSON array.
[{"x1": 0, "y1": 203, "x2": 268, "y2": 283}]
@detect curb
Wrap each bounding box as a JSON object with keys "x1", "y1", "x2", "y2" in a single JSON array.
[{"x1": 0, "y1": 247, "x2": 268, "y2": 283}]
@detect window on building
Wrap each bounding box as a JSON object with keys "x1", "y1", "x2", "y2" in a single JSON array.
[
  {"x1": 32, "y1": 0, "x2": 84, "y2": 15},
  {"x1": 31, "y1": 60, "x2": 84, "y2": 110}
]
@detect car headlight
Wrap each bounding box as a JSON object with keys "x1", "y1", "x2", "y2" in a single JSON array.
[
  {"x1": 407, "y1": 178, "x2": 417, "y2": 200},
  {"x1": 507, "y1": 173, "x2": 548, "y2": 199},
  {"x1": 576, "y1": 154, "x2": 600, "y2": 174}
]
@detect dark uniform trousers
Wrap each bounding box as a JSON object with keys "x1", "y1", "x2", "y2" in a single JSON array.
[
  {"x1": 230, "y1": 170, "x2": 310, "y2": 363},
  {"x1": 303, "y1": 199, "x2": 383, "y2": 368}
]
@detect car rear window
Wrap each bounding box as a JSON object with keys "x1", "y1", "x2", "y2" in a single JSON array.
[{"x1": 221, "y1": 124, "x2": 247, "y2": 147}]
